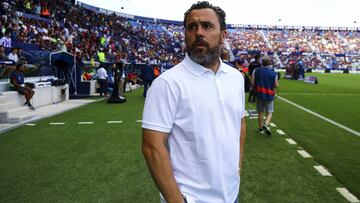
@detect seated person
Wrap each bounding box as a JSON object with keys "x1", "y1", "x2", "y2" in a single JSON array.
[{"x1": 9, "y1": 63, "x2": 35, "y2": 110}]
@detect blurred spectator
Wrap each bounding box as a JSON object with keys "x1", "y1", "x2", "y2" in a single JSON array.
[
  {"x1": 1, "y1": 2, "x2": 9, "y2": 21},
  {"x1": 40, "y1": 6, "x2": 50, "y2": 18},
  {"x1": 8, "y1": 47, "x2": 18, "y2": 63},
  {"x1": 10, "y1": 63, "x2": 35, "y2": 110},
  {"x1": 140, "y1": 62, "x2": 155, "y2": 97},
  {"x1": 34, "y1": 4, "x2": 41, "y2": 16},
  {"x1": 248, "y1": 54, "x2": 262, "y2": 102},
  {"x1": 24, "y1": 0, "x2": 33, "y2": 14},
  {"x1": 96, "y1": 66, "x2": 108, "y2": 96},
  {"x1": 0, "y1": 31, "x2": 11, "y2": 48},
  {"x1": 97, "y1": 48, "x2": 106, "y2": 63},
  {"x1": 116, "y1": 59, "x2": 126, "y2": 96},
  {"x1": 0, "y1": 45, "x2": 8, "y2": 60}
]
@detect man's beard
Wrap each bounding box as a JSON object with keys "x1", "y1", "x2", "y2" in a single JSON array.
[{"x1": 187, "y1": 38, "x2": 222, "y2": 67}]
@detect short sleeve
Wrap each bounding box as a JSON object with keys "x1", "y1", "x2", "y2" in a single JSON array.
[{"x1": 142, "y1": 78, "x2": 179, "y2": 133}]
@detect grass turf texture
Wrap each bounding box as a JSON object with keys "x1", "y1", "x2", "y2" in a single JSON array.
[
  {"x1": 270, "y1": 73, "x2": 360, "y2": 199},
  {"x1": 0, "y1": 73, "x2": 358, "y2": 202},
  {"x1": 239, "y1": 118, "x2": 347, "y2": 202},
  {"x1": 278, "y1": 73, "x2": 360, "y2": 131},
  {"x1": 0, "y1": 90, "x2": 158, "y2": 202}
]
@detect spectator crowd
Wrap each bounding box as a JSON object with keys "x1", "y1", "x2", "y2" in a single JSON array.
[{"x1": 1, "y1": 0, "x2": 360, "y2": 73}]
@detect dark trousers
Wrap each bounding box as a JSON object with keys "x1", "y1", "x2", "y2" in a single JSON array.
[
  {"x1": 248, "y1": 87, "x2": 256, "y2": 102},
  {"x1": 143, "y1": 79, "x2": 153, "y2": 97},
  {"x1": 98, "y1": 79, "x2": 107, "y2": 96}
]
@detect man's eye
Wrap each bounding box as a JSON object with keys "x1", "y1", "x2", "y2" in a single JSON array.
[
  {"x1": 203, "y1": 23, "x2": 213, "y2": 30},
  {"x1": 187, "y1": 25, "x2": 197, "y2": 30}
]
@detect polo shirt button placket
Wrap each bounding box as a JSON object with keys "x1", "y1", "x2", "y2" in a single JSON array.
[{"x1": 214, "y1": 74, "x2": 224, "y2": 102}]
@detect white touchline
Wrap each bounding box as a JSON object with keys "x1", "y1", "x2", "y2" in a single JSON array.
[
  {"x1": 336, "y1": 188, "x2": 360, "y2": 203},
  {"x1": 278, "y1": 96, "x2": 360, "y2": 137},
  {"x1": 49, "y1": 122, "x2": 65, "y2": 125},
  {"x1": 280, "y1": 93, "x2": 360, "y2": 96},
  {"x1": 313, "y1": 165, "x2": 332, "y2": 176},
  {"x1": 286, "y1": 138, "x2": 297, "y2": 145},
  {"x1": 276, "y1": 129, "x2": 286, "y2": 135},
  {"x1": 297, "y1": 150, "x2": 312, "y2": 158},
  {"x1": 26, "y1": 123, "x2": 36, "y2": 126},
  {"x1": 136, "y1": 120, "x2": 142, "y2": 123},
  {"x1": 78, "y1": 122, "x2": 94, "y2": 124},
  {"x1": 270, "y1": 123, "x2": 277, "y2": 127},
  {"x1": 107, "y1": 121, "x2": 123, "y2": 124}
]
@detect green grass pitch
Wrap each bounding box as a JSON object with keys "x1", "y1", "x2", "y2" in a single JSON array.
[{"x1": 0, "y1": 73, "x2": 359, "y2": 202}]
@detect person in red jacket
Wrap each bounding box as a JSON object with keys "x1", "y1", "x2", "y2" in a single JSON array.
[{"x1": 40, "y1": 6, "x2": 50, "y2": 18}]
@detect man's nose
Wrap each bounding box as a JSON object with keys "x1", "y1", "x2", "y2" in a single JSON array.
[{"x1": 195, "y1": 26, "x2": 205, "y2": 38}]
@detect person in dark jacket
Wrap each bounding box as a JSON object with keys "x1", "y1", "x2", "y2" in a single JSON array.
[
  {"x1": 140, "y1": 61, "x2": 155, "y2": 97},
  {"x1": 248, "y1": 54, "x2": 262, "y2": 102}
]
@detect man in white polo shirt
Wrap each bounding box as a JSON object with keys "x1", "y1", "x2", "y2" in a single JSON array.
[{"x1": 142, "y1": 1, "x2": 246, "y2": 203}]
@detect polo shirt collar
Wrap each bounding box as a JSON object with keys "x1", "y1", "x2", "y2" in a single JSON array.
[{"x1": 183, "y1": 55, "x2": 230, "y2": 77}]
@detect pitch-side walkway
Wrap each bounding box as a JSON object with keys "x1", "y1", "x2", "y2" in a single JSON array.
[{"x1": 0, "y1": 99, "x2": 101, "y2": 134}]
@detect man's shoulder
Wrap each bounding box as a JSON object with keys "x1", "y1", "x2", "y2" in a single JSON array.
[
  {"x1": 10, "y1": 70, "x2": 21, "y2": 80},
  {"x1": 222, "y1": 63, "x2": 238, "y2": 73},
  {"x1": 158, "y1": 62, "x2": 187, "y2": 80}
]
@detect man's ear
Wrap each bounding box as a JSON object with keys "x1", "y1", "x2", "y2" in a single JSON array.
[{"x1": 220, "y1": 30, "x2": 228, "y2": 44}]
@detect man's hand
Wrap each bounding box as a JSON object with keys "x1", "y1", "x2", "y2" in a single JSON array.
[{"x1": 142, "y1": 129, "x2": 183, "y2": 203}]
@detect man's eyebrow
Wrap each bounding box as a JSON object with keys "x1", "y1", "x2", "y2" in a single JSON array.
[
  {"x1": 201, "y1": 21, "x2": 214, "y2": 26},
  {"x1": 187, "y1": 20, "x2": 214, "y2": 26}
]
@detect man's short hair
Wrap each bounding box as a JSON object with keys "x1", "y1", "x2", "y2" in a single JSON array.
[
  {"x1": 16, "y1": 62, "x2": 25, "y2": 69},
  {"x1": 183, "y1": 1, "x2": 227, "y2": 31},
  {"x1": 262, "y1": 55, "x2": 272, "y2": 67}
]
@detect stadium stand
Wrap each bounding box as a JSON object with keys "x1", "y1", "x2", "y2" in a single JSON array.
[{"x1": 2, "y1": 0, "x2": 360, "y2": 69}]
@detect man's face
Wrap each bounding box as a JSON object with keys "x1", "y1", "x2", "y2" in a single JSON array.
[
  {"x1": 185, "y1": 8, "x2": 226, "y2": 67},
  {"x1": 18, "y1": 65, "x2": 25, "y2": 72}
]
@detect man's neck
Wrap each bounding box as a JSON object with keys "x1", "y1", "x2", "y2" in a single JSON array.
[
  {"x1": 208, "y1": 61, "x2": 220, "y2": 73},
  {"x1": 200, "y1": 60, "x2": 220, "y2": 74}
]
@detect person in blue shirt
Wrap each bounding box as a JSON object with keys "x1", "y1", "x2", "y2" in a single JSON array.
[
  {"x1": 10, "y1": 63, "x2": 35, "y2": 110},
  {"x1": 251, "y1": 56, "x2": 279, "y2": 135},
  {"x1": 296, "y1": 59, "x2": 305, "y2": 80}
]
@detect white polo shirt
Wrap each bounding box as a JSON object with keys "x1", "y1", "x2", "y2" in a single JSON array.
[{"x1": 142, "y1": 55, "x2": 245, "y2": 203}]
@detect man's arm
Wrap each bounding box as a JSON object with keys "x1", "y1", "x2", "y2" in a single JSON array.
[
  {"x1": 239, "y1": 118, "x2": 246, "y2": 174},
  {"x1": 10, "y1": 75, "x2": 20, "y2": 89},
  {"x1": 104, "y1": 69, "x2": 108, "y2": 78},
  {"x1": 251, "y1": 70, "x2": 255, "y2": 87},
  {"x1": 275, "y1": 76, "x2": 279, "y2": 88},
  {"x1": 142, "y1": 129, "x2": 184, "y2": 203}
]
